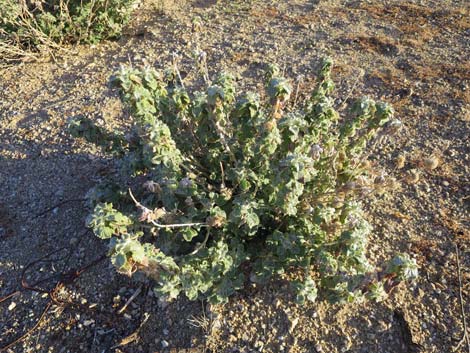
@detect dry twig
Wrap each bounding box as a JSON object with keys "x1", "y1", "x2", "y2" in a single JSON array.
[
  {"x1": 110, "y1": 312, "x2": 150, "y2": 349},
  {"x1": 117, "y1": 286, "x2": 142, "y2": 315},
  {"x1": 453, "y1": 243, "x2": 470, "y2": 353},
  {"x1": 128, "y1": 188, "x2": 207, "y2": 229},
  {"x1": 0, "y1": 246, "x2": 106, "y2": 351},
  {"x1": 338, "y1": 68, "x2": 365, "y2": 111}
]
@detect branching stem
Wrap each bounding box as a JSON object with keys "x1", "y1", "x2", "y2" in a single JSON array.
[
  {"x1": 172, "y1": 52, "x2": 185, "y2": 89},
  {"x1": 128, "y1": 188, "x2": 207, "y2": 229},
  {"x1": 189, "y1": 228, "x2": 211, "y2": 256}
]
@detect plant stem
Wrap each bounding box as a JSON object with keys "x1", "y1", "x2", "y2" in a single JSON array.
[{"x1": 128, "y1": 188, "x2": 207, "y2": 229}]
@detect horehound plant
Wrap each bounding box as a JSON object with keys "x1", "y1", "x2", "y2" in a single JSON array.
[
  {"x1": 69, "y1": 58, "x2": 418, "y2": 304},
  {"x1": 0, "y1": 0, "x2": 135, "y2": 62}
]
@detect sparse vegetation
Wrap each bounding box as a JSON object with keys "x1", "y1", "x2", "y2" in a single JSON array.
[{"x1": 0, "y1": 0, "x2": 135, "y2": 62}]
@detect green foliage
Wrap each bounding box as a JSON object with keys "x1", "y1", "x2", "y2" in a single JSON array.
[
  {"x1": 293, "y1": 276, "x2": 318, "y2": 304},
  {"x1": 385, "y1": 253, "x2": 419, "y2": 281},
  {"x1": 70, "y1": 58, "x2": 417, "y2": 304},
  {"x1": 0, "y1": 0, "x2": 134, "y2": 60},
  {"x1": 86, "y1": 203, "x2": 133, "y2": 239}
]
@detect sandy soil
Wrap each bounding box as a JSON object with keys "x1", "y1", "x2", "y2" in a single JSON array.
[{"x1": 1, "y1": 1, "x2": 469, "y2": 352}]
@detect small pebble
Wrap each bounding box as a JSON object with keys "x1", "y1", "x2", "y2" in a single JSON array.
[
  {"x1": 83, "y1": 319, "x2": 95, "y2": 327},
  {"x1": 289, "y1": 317, "x2": 299, "y2": 334},
  {"x1": 405, "y1": 169, "x2": 420, "y2": 183},
  {"x1": 395, "y1": 154, "x2": 406, "y2": 169},
  {"x1": 423, "y1": 156, "x2": 439, "y2": 171}
]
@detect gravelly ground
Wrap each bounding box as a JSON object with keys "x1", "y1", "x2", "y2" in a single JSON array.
[{"x1": 0, "y1": 1, "x2": 469, "y2": 352}]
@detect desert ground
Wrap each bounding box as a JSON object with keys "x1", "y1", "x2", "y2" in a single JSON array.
[{"x1": 1, "y1": 0, "x2": 469, "y2": 352}]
